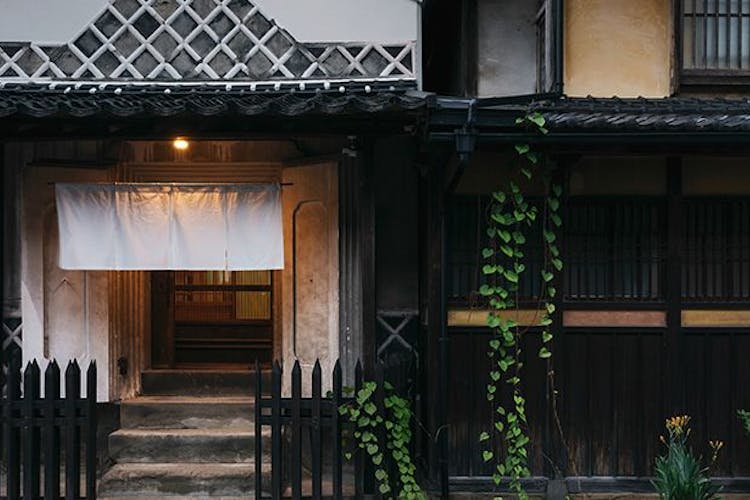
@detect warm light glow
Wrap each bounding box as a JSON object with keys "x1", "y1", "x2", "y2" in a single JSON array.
[{"x1": 173, "y1": 138, "x2": 189, "y2": 150}]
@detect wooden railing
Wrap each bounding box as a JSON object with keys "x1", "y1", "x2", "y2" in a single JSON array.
[
  {"x1": 1, "y1": 351, "x2": 97, "y2": 500},
  {"x1": 255, "y1": 359, "x2": 391, "y2": 499}
]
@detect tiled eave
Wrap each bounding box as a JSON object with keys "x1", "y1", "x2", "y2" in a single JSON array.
[
  {"x1": 0, "y1": 82, "x2": 428, "y2": 119},
  {"x1": 429, "y1": 96, "x2": 750, "y2": 142}
]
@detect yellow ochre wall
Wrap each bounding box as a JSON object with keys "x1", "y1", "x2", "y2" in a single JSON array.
[{"x1": 564, "y1": 0, "x2": 672, "y2": 97}]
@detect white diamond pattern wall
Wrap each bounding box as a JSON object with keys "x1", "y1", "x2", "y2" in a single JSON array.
[{"x1": 0, "y1": 0, "x2": 416, "y2": 83}]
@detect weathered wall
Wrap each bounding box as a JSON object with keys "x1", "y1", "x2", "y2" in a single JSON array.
[
  {"x1": 22, "y1": 153, "x2": 112, "y2": 402},
  {"x1": 564, "y1": 0, "x2": 672, "y2": 97},
  {"x1": 476, "y1": 0, "x2": 539, "y2": 97}
]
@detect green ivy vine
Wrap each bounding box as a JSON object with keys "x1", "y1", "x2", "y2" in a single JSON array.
[
  {"x1": 478, "y1": 112, "x2": 563, "y2": 499},
  {"x1": 339, "y1": 380, "x2": 425, "y2": 499}
]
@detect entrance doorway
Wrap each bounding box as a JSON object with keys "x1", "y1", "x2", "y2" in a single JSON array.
[{"x1": 151, "y1": 270, "x2": 275, "y2": 369}]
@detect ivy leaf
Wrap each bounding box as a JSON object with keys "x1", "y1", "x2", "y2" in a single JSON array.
[
  {"x1": 499, "y1": 230, "x2": 512, "y2": 243},
  {"x1": 512, "y1": 231, "x2": 526, "y2": 245},
  {"x1": 548, "y1": 198, "x2": 560, "y2": 212},
  {"x1": 550, "y1": 213, "x2": 562, "y2": 227},
  {"x1": 480, "y1": 431, "x2": 490, "y2": 442},
  {"x1": 375, "y1": 468, "x2": 387, "y2": 481},
  {"x1": 552, "y1": 258, "x2": 563, "y2": 271},
  {"x1": 495, "y1": 421, "x2": 504, "y2": 432},
  {"x1": 552, "y1": 184, "x2": 563, "y2": 197},
  {"x1": 546, "y1": 303, "x2": 556, "y2": 314},
  {"x1": 487, "y1": 384, "x2": 497, "y2": 394},
  {"x1": 373, "y1": 453, "x2": 383, "y2": 465},
  {"x1": 548, "y1": 286, "x2": 557, "y2": 297},
  {"x1": 487, "y1": 227, "x2": 497, "y2": 238},
  {"x1": 510, "y1": 181, "x2": 520, "y2": 194},
  {"x1": 543, "y1": 230, "x2": 556, "y2": 244},
  {"x1": 538, "y1": 347, "x2": 552, "y2": 359},
  {"x1": 521, "y1": 167, "x2": 532, "y2": 180},
  {"x1": 514, "y1": 262, "x2": 525, "y2": 274},
  {"x1": 379, "y1": 483, "x2": 391, "y2": 494},
  {"x1": 526, "y1": 152, "x2": 538, "y2": 165},
  {"x1": 483, "y1": 264, "x2": 497, "y2": 275},
  {"x1": 483, "y1": 450, "x2": 494, "y2": 462},
  {"x1": 345, "y1": 452, "x2": 352, "y2": 460},
  {"x1": 489, "y1": 339, "x2": 501, "y2": 350},
  {"x1": 480, "y1": 284, "x2": 494, "y2": 296},
  {"x1": 490, "y1": 370, "x2": 501, "y2": 381},
  {"x1": 504, "y1": 270, "x2": 519, "y2": 283},
  {"x1": 542, "y1": 331, "x2": 553, "y2": 343},
  {"x1": 367, "y1": 443, "x2": 378, "y2": 455},
  {"x1": 493, "y1": 191, "x2": 507, "y2": 203},
  {"x1": 528, "y1": 112, "x2": 546, "y2": 129},
  {"x1": 515, "y1": 144, "x2": 530, "y2": 155},
  {"x1": 493, "y1": 473, "x2": 503, "y2": 485},
  {"x1": 541, "y1": 270, "x2": 554, "y2": 282},
  {"x1": 500, "y1": 245, "x2": 514, "y2": 258},
  {"x1": 487, "y1": 314, "x2": 501, "y2": 328}
]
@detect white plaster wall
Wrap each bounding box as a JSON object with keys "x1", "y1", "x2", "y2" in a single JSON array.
[
  {"x1": 281, "y1": 162, "x2": 339, "y2": 395},
  {"x1": 22, "y1": 166, "x2": 111, "y2": 402},
  {"x1": 0, "y1": 0, "x2": 418, "y2": 43}
]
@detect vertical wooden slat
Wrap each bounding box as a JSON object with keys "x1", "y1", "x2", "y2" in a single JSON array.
[
  {"x1": 45, "y1": 361, "x2": 61, "y2": 500},
  {"x1": 65, "y1": 361, "x2": 81, "y2": 500},
  {"x1": 311, "y1": 360, "x2": 322, "y2": 500},
  {"x1": 271, "y1": 361, "x2": 281, "y2": 500},
  {"x1": 23, "y1": 361, "x2": 41, "y2": 500},
  {"x1": 254, "y1": 360, "x2": 262, "y2": 500},
  {"x1": 354, "y1": 361, "x2": 364, "y2": 498},
  {"x1": 291, "y1": 361, "x2": 302, "y2": 500},
  {"x1": 704, "y1": 0, "x2": 709, "y2": 67},
  {"x1": 86, "y1": 363, "x2": 97, "y2": 500},
  {"x1": 5, "y1": 350, "x2": 22, "y2": 500},
  {"x1": 332, "y1": 360, "x2": 343, "y2": 500},
  {"x1": 739, "y1": 0, "x2": 744, "y2": 68}
]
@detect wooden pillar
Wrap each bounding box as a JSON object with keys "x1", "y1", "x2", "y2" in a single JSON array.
[{"x1": 666, "y1": 157, "x2": 684, "y2": 415}]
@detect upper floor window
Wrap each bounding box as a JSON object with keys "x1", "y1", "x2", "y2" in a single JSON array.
[{"x1": 681, "y1": 0, "x2": 750, "y2": 84}]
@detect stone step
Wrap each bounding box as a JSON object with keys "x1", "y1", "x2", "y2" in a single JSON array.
[
  {"x1": 121, "y1": 396, "x2": 255, "y2": 429},
  {"x1": 109, "y1": 428, "x2": 270, "y2": 463},
  {"x1": 98, "y1": 463, "x2": 270, "y2": 497},
  {"x1": 141, "y1": 370, "x2": 271, "y2": 397}
]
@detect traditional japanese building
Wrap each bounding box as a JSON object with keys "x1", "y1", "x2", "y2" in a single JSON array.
[
  {"x1": 3, "y1": 0, "x2": 750, "y2": 498},
  {"x1": 0, "y1": 0, "x2": 425, "y2": 495}
]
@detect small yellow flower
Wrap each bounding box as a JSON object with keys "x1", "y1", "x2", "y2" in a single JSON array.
[
  {"x1": 709, "y1": 439, "x2": 724, "y2": 464},
  {"x1": 665, "y1": 415, "x2": 691, "y2": 436}
]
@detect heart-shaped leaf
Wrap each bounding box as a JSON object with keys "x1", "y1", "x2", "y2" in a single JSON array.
[{"x1": 483, "y1": 450, "x2": 494, "y2": 462}]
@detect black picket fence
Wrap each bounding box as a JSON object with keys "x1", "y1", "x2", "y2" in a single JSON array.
[
  {"x1": 255, "y1": 359, "x2": 402, "y2": 499},
  {"x1": 1, "y1": 351, "x2": 97, "y2": 500}
]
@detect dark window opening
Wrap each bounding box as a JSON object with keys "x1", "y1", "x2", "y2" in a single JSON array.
[
  {"x1": 681, "y1": 0, "x2": 750, "y2": 84},
  {"x1": 682, "y1": 198, "x2": 750, "y2": 302}
]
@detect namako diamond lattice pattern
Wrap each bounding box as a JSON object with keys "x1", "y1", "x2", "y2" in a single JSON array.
[
  {"x1": 1, "y1": 317, "x2": 22, "y2": 396},
  {"x1": 0, "y1": 0, "x2": 416, "y2": 82}
]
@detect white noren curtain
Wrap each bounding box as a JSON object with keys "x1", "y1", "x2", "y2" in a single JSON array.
[{"x1": 55, "y1": 183, "x2": 283, "y2": 270}]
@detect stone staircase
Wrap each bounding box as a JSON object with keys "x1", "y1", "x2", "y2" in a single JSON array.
[{"x1": 99, "y1": 370, "x2": 270, "y2": 498}]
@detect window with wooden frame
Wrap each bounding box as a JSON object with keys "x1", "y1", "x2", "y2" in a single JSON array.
[{"x1": 680, "y1": 0, "x2": 750, "y2": 85}]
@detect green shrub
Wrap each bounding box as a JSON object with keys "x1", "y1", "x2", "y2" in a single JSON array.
[{"x1": 652, "y1": 415, "x2": 722, "y2": 500}]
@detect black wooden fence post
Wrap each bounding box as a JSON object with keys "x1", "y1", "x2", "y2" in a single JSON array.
[
  {"x1": 255, "y1": 360, "x2": 263, "y2": 500},
  {"x1": 290, "y1": 361, "x2": 302, "y2": 500},
  {"x1": 332, "y1": 360, "x2": 343, "y2": 500},
  {"x1": 271, "y1": 361, "x2": 282, "y2": 500},
  {"x1": 5, "y1": 349, "x2": 21, "y2": 500},
  {"x1": 65, "y1": 361, "x2": 81, "y2": 500},
  {"x1": 311, "y1": 360, "x2": 322, "y2": 500},
  {"x1": 86, "y1": 362, "x2": 97, "y2": 500},
  {"x1": 45, "y1": 361, "x2": 61, "y2": 500},
  {"x1": 23, "y1": 360, "x2": 41, "y2": 500}
]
